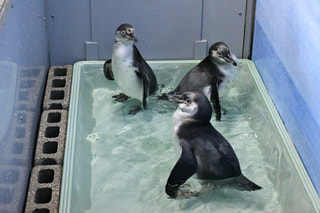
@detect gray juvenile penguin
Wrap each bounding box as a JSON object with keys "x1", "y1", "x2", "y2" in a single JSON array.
[
  {"x1": 166, "y1": 42, "x2": 238, "y2": 121},
  {"x1": 104, "y1": 24, "x2": 157, "y2": 112}
]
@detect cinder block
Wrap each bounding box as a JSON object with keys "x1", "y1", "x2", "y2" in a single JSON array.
[
  {"x1": 24, "y1": 165, "x2": 62, "y2": 213},
  {"x1": 16, "y1": 66, "x2": 47, "y2": 112},
  {"x1": 34, "y1": 110, "x2": 68, "y2": 166},
  {"x1": 43, "y1": 65, "x2": 73, "y2": 110},
  {"x1": 0, "y1": 166, "x2": 29, "y2": 213}
]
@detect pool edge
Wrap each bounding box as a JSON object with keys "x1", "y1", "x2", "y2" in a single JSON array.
[
  {"x1": 245, "y1": 59, "x2": 320, "y2": 212},
  {"x1": 59, "y1": 62, "x2": 82, "y2": 213},
  {"x1": 59, "y1": 59, "x2": 320, "y2": 213}
]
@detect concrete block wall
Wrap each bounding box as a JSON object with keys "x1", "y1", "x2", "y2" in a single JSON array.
[
  {"x1": 43, "y1": 65, "x2": 73, "y2": 110},
  {"x1": 25, "y1": 65, "x2": 72, "y2": 213},
  {"x1": 24, "y1": 165, "x2": 62, "y2": 213},
  {"x1": 34, "y1": 110, "x2": 68, "y2": 166}
]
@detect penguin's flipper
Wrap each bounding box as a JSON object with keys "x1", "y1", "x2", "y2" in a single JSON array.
[
  {"x1": 210, "y1": 81, "x2": 222, "y2": 121},
  {"x1": 135, "y1": 69, "x2": 150, "y2": 108},
  {"x1": 103, "y1": 59, "x2": 114, "y2": 80},
  {"x1": 141, "y1": 72, "x2": 150, "y2": 108},
  {"x1": 132, "y1": 45, "x2": 158, "y2": 104},
  {"x1": 165, "y1": 141, "x2": 198, "y2": 198}
]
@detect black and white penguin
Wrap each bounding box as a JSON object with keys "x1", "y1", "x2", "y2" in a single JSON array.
[
  {"x1": 104, "y1": 23, "x2": 158, "y2": 111},
  {"x1": 167, "y1": 42, "x2": 238, "y2": 121},
  {"x1": 165, "y1": 91, "x2": 261, "y2": 198}
]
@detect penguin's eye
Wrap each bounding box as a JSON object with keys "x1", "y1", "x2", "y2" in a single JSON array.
[
  {"x1": 185, "y1": 98, "x2": 191, "y2": 104},
  {"x1": 212, "y1": 50, "x2": 220, "y2": 57},
  {"x1": 217, "y1": 51, "x2": 223, "y2": 56},
  {"x1": 121, "y1": 31, "x2": 126, "y2": 35}
]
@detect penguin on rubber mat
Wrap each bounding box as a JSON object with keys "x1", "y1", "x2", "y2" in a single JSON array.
[
  {"x1": 104, "y1": 23, "x2": 158, "y2": 113},
  {"x1": 165, "y1": 91, "x2": 262, "y2": 198}
]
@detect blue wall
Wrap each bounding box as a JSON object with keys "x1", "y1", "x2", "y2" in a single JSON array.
[
  {"x1": 252, "y1": 0, "x2": 320, "y2": 195},
  {"x1": 0, "y1": 1, "x2": 49, "y2": 212}
]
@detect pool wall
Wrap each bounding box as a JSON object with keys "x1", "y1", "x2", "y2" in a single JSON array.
[
  {"x1": 45, "y1": 0, "x2": 254, "y2": 64},
  {"x1": 252, "y1": 0, "x2": 320, "y2": 196},
  {"x1": 60, "y1": 60, "x2": 320, "y2": 212}
]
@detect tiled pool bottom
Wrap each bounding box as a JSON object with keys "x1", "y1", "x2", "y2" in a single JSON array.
[{"x1": 60, "y1": 60, "x2": 320, "y2": 212}]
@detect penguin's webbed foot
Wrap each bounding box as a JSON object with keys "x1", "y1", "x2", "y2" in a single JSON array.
[
  {"x1": 112, "y1": 93, "x2": 130, "y2": 102},
  {"x1": 222, "y1": 108, "x2": 227, "y2": 115},
  {"x1": 128, "y1": 106, "x2": 143, "y2": 115},
  {"x1": 166, "y1": 184, "x2": 198, "y2": 199},
  {"x1": 200, "y1": 182, "x2": 219, "y2": 192},
  {"x1": 175, "y1": 189, "x2": 199, "y2": 199},
  {"x1": 157, "y1": 83, "x2": 165, "y2": 91},
  {"x1": 215, "y1": 114, "x2": 221, "y2": 121},
  {"x1": 158, "y1": 93, "x2": 169, "y2": 100},
  {"x1": 215, "y1": 109, "x2": 226, "y2": 121}
]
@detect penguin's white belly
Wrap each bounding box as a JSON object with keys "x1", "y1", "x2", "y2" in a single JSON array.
[
  {"x1": 112, "y1": 61, "x2": 143, "y2": 101},
  {"x1": 172, "y1": 110, "x2": 185, "y2": 158},
  {"x1": 112, "y1": 44, "x2": 143, "y2": 101},
  {"x1": 202, "y1": 86, "x2": 212, "y2": 100},
  {"x1": 172, "y1": 126, "x2": 182, "y2": 158},
  {"x1": 218, "y1": 65, "x2": 238, "y2": 96}
]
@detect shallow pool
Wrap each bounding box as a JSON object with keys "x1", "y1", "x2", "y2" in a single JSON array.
[{"x1": 60, "y1": 60, "x2": 320, "y2": 212}]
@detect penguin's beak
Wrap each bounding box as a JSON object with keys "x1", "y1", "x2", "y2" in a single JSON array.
[
  {"x1": 224, "y1": 54, "x2": 237, "y2": 66},
  {"x1": 168, "y1": 94, "x2": 183, "y2": 104},
  {"x1": 127, "y1": 34, "x2": 138, "y2": 42}
]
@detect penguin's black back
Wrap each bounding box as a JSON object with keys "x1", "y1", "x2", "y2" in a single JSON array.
[
  {"x1": 171, "y1": 57, "x2": 224, "y2": 95},
  {"x1": 132, "y1": 45, "x2": 158, "y2": 95},
  {"x1": 177, "y1": 120, "x2": 242, "y2": 180}
]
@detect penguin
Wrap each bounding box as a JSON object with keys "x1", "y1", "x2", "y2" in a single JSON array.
[
  {"x1": 166, "y1": 42, "x2": 238, "y2": 121},
  {"x1": 104, "y1": 23, "x2": 158, "y2": 112},
  {"x1": 165, "y1": 91, "x2": 261, "y2": 198}
]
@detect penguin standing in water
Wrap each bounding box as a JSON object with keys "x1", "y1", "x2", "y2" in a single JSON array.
[
  {"x1": 104, "y1": 24, "x2": 158, "y2": 113},
  {"x1": 165, "y1": 42, "x2": 238, "y2": 121},
  {"x1": 166, "y1": 91, "x2": 261, "y2": 198}
]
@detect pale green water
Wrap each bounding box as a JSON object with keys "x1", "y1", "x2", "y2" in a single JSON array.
[{"x1": 67, "y1": 61, "x2": 315, "y2": 213}]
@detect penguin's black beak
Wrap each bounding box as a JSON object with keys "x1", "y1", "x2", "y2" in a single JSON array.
[
  {"x1": 127, "y1": 33, "x2": 138, "y2": 42},
  {"x1": 168, "y1": 94, "x2": 183, "y2": 104},
  {"x1": 224, "y1": 54, "x2": 237, "y2": 66}
]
